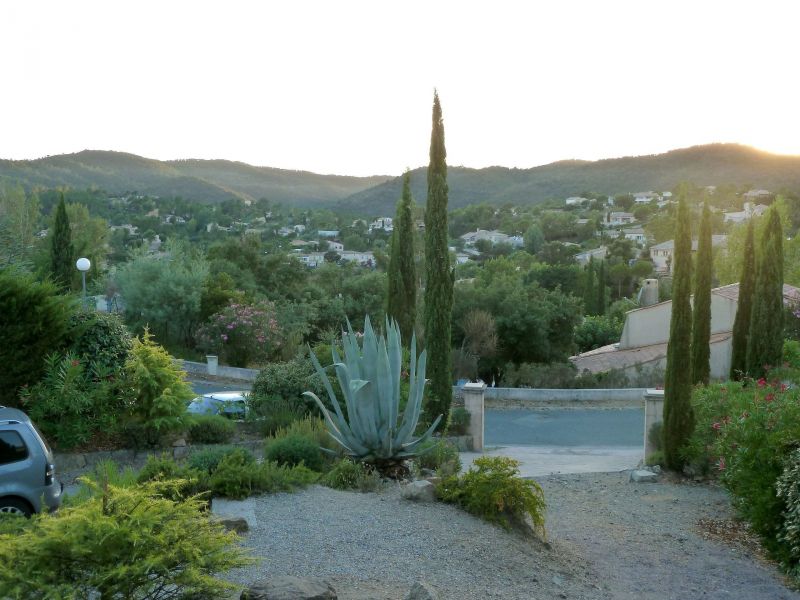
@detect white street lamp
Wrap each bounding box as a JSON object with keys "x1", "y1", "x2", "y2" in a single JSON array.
[{"x1": 76, "y1": 257, "x2": 91, "y2": 310}]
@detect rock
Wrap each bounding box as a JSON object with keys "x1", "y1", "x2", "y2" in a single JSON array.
[
  {"x1": 172, "y1": 445, "x2": 190, "y2": 459},
  {"x1": 629, "y1": 469, "x2": 658, "y2": 483},
  {"x1": 241, "y1": 576, "x2": 336, "y2": 600},
  {"x1": 55, "y1": 453, "x2": 87, "y2": 472},
  {"x1": 405, "y1": 580, "x2": 440, "y2": 600},
  {"x1": 214, "y1": 516, "x2": 249, "y2": 534},
  {"x1": 172, "y1": 438, "x2": 187, "y2": 447},
  {"x1": 401, "y1": 480, "x2": 436, "y2": 502},
  {"x1": 649, "y1": 465, "x2": 662, "y2": 474}
]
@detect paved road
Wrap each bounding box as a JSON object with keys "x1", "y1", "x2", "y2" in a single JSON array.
[{"x1": 486, "y1": 407, "x2": 644, "y2": 447}]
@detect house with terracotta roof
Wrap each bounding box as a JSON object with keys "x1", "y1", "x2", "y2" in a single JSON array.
[
  {"x1": 570, "y1": 282, "x2": 800, "y2": 380},
  {"x1": 650, "y1": 235, "x2": 727, "y2": 273}
]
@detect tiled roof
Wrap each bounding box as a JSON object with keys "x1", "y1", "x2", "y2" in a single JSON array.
[
  {"x1": 570, "y1": 332, "x2": 732, "y2": 374},
  {"x1": 712, "y1": 282, "x2": 800, "y2": 304}
]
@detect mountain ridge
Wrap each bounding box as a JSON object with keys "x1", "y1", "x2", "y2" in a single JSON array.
[{"x1": 1, "y1": 144, "x2": 799, "y2": 213}]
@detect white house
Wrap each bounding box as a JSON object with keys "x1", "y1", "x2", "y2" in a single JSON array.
[
  {"x1": 574, "y1": 246, "x2": 607, "y2": 266},
  {"x1": 571, "y1": 282, "x2": 800, "y2": 380},
  {"x1": 633, "y1": 191, "x2": 659, "y2": 204},
  {"x1": 565, "y1": 196, "x2": 589, "y2": 206},
  {"x1": 460, "y1": 229, "x2": 514, "y2": 246},
  {"x1": 369, "y1": 217, "x2": 393, "y2": 233},
  {"x1": 293, "y1": 224, "x2": 306, "y2": 234},
  {"x1": 327, "y1": 241, "x2": 344, "y2": 253},
  {"x1": 650, "y1": 235, "x2": 727, "y2": 273},
  {"x1": 743, "y1": 189, "x2": 771, "y2": 202},
  {"x1": 606, "y1": 212, "x2": 636, "y2": 227},
  {"x1": 318, "y1": 230, "x2": 340, "y2": 238},
  {"x1": 723, "y1": 202, "x2": 769, "y2": 224},
  {"x1": 622, "y1": 227, "x2": 647, "y2": 245}
]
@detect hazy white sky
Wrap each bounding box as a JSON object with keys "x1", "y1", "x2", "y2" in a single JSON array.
[{"x1": 2, "y1": 1, "x2": 800, "y2": 176}]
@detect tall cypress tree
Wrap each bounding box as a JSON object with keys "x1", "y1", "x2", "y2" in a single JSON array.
[
  {"x1": 584, "y1": 257, "x2": 595, "y2": 315},
  {"x1": 690, "y1": 199, "x2": 712, "y2": 385},
  {"x1": 747, "y1": 207, "x2": 784, "y2": 378},
  {"x1": 663, "y1": 195, "x2": 695, "y2": 471},
  {"x1": 387, "y1": 171, "x2": 417, "y2": 343},
  {"x1": 596, "y1": 260, "x2": 606, "y2": 315},
  {"x1": 50, "y1": 194, "x2": 74, "y2": 290},
  {"x1": 730, "y1": 220, "x2": 755, "y2": 379},
  {"x1": 423, "y1": 91, "x2": 454, "y2": 426}
]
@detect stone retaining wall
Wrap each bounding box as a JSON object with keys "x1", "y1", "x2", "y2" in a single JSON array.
[{"x1": 55, "y1": 439, "x2": 264, "y2": 474}]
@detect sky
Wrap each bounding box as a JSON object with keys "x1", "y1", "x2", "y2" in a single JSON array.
[{"x1": 2, "y1": 1, "x2": 800, "y2": 176}]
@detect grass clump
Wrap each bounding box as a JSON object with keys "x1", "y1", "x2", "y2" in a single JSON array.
[
  {"x1": 437, "y1": 456, "x2": 545, "y2": 536},
  {"x1": 322, "y1": 458, "x2": 382, "y2": 492},
  {"x1": 188, "y1": 414, "x2": 236, "y2": 444},
  {"x1": 264, "y1": 433, "x2": 325, "y2": 472}
]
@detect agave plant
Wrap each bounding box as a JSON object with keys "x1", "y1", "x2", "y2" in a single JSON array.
[{"x1": 304, "y1": 317, "x2": 442, "y2": 472}]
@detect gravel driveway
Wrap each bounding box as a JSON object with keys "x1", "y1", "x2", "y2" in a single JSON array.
[{"x1": 224, "y1": 473, "x2": 800, "y2": 600}]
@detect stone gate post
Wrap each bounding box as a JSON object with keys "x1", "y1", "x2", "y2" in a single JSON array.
[{"x1": 461, "y1": 382, "x2": 486, "y2": 451}]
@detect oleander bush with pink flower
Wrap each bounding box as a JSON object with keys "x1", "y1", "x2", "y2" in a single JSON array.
[
  {"x1": 687, "y1": 370, "x2": 800, "y2": 569},
  {"x1": 195, "y1": 301, "x2": 282, "y2": 367}
]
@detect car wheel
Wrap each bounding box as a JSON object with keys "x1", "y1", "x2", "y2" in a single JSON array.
[{"x1": 0, "y1": 498, "x2": 32, "y2": 518}]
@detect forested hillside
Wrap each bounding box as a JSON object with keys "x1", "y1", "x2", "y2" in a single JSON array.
[
  {"x1": 0, "y1": 150, "x2": 389, "y2": 206},
  {"x1": 339, "y1": 144, "x2": 800, "y2": 214}
]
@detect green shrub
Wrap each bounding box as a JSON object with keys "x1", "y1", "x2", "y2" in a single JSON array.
[
  {"x1": 437, "y1": 456, "x2": 546, "y2": 536},
  {"x1": 252, "y1": 356, "x2": 325, "y2": 408},
  {"x1": 188, "y1": 445, "x2": 250, "y2": 475},
  {"x1": 0, "y1": 478, "x2": 249, "y2": 599},
  {"x1": 448, "y1": 407, "x2": 471, "y2": 436},
  {"x1": 68, "y1": 311, "x2": 132, "y2": 374},
  {"x1": 118, "y1": 419, "x2": 163, "y2": 450},
  {"x1": 250, "y1": 395, "x2": 307, "y2": 437},
  {"x1": 0, "y1": 269, "x2": 75, "y2": 407},
  {"x1": 62, "y1": 460, "x2": 138, "y2": 507},
  {"x1": 188, "y1": 414, "x2": 236, "y2": 444},
  {"x1": 573, "y1": 315, "x2": 624, "y2": 353},
  {"x1": 124, "y1": 330, "x2": 194, "y2": 435},
  {"x1": 19, "y1": 352, "x2": 122, "y2": 450},
  {"x1": 208, "y1": 451, "x2": 317, "y2": 500},
  {"x1": 783, "y1": 340, "x2": 800, "y2": 370},
  {"x1": 645, "y1": 450, "x2": 664, "y2": 467},
  {"x1": 322, "y1": 458, "x2": 381, "y2": 492},
  {"x1": 264, "y1": 433, "x2": 324, "y2": 472},
  {"x1": 414, "y1": 439, "x2": 462, "y2": 477},
  {"x1": 688, "y1": 377, "x2": 800, "y2": 565},
  {"x1": 136, "y1": 454, "x2": 208, "y2": 501},
  {"x1": 269, "y1": 416, "x2": 341, "y2": 457},
  {"x1": 648, "y1": 421, "x2": 663, "y2": 453},
  {"x1": 777, "y1": 449, "x2": 800, "y2": 577}
]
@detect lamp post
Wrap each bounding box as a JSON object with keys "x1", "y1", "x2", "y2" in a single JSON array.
[{"x1": 76, "y1": 257, "x2": 91, "y2": 310}]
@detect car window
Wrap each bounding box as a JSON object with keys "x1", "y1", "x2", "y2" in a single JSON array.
[{"x1": 0, "y1": 431, "x2": 29, "y2": 465}]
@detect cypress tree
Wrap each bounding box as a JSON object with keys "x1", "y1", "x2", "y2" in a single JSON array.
[
  {"x1": 730, "y1": 220, "x2": 755, "y2": 379},
  {"x1": 584, "y1": 257, "x2": 595, "y2": 315},
  {"x1": 387, "y1": 171, "x2": 417, "y2": 343},
  {"x1": 50, "y1": 194, "x2": 74, "y2": 290},
  {"x1": 747, "y1": 207, "x2": 784, "y2": 378},
  {"x1": 663, "y1": 195, "x2": 695, "y2": 471},
  {"x1": 596, "y1": 260, "x2": 606, "y2": 315},
  {"x1": 423, "y1": 91, "x2": 454, "y2": 426},
  {"x1": 690, "y1": 199, "x2": 712, "y2": 385}
]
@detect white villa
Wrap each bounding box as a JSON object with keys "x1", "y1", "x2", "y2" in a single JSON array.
[
  {"x1": 460, "y1": 229, "x2": 523, "y2": 247},
  {"x1": 622, "y1": 227, "x2": 647, "y2": 245},
  {"x1": 650, "y1": 235, "x2": 727, "y2": 273},
  {"x1": 571, "y1": 282, "x2": 800, "y2": 380},
  {"x1": 369, "y1": 217, "x2": 393, "y2": 232},
  {"x1": 723, "y1": 202, "x2": 769, "y2": 224},
  {"x1": 606, "y1": 212, "x2": 636, "y2": 227}
]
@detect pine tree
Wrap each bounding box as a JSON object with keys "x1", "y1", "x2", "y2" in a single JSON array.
[
  {"x1": 747, "y1": 207, "x2": 784, "y2": 378},
  {"x1": 387, "y1": 171, "x2": 417, "y2": 343},
  {"x1": 663, "y1": 195, "x2": 695, "y2": 471},
  {"x1": 596, "y1": 260, "x2": 606, "y2": 315},
  {"x1": 690, "y1": 199, "x2": 712, "y2": 385},
  {"x1": 584, "y1": 257, "x2": 595, "y2": 315},
  {"x1": 730, "y1": 220, "x2": 755, "y2": 379},
  {"x1": 423, "y1": 91, "x2": 454, "y2": 426},
  {"x1": 50, "y1": 194, "x2": 74, "y2": 290}
]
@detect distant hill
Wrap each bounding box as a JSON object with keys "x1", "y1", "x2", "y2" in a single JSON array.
[
  {"x1": 0, "y1": 150, "x2": 389, "y2": 206},
  {"x1": 3, "y1": 144, "x2": 800, "y2": 214},
  {"x1": 338, "y1": 144, "x2": 800, "y2": 215}
]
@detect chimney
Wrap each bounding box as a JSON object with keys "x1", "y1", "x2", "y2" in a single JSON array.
[{"x1": 639, "y1": 278, "x2": 659, "y2": 306}]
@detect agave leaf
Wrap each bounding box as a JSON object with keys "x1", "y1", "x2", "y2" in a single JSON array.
[
  {"x1": 307, "y1": 350, "x2": 349, "y2": 431},
  {"x1": 400, "y1": 414, "x2": 443, "y2": 452},
  {"x1": 386, "y1": 318, "x2": 401, "y2": 429},
  {"x1": 395, "y1": 349, "x2": 427, "y2": 442},
  {"x1": 303, "y1": 391, "x2": 369, "y2": 456}
]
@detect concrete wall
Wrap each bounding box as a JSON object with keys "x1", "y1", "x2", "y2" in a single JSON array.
[
  {"x1": 455, "y1": 386, "x2": 647, "y2": 404},
  {"x1": 178, "y1": 359, "x2": 259, "y2": 382}
]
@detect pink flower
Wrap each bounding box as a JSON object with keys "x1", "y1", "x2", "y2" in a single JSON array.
[
  {"x1": 757, "y1": 378, "x2": 767, "y2": 388},
  {"x1": 711, "y1": 422, "x2": 721, "y2": 430},
  {"x1": 718, "y1": 456, "x2": 726, "y2": 471},
  {"x1": 221, "y1": 334, "x2": 228, "y2": 341},
  {"x1": 781, "y1": 384, "x2": 788, "y2": 392},
  {"x1": 765, "y1": 393, "x2": 775, "y2": 403}
]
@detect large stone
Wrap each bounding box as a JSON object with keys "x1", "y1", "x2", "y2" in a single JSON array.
[
  {"x1": 55, "y1": 453, "x2": 87, "y2": 472},
  {"x1": 629, "y1": 469, "x2": 658, "y2": 483},
  {"x1": 172, "y1": 445, "x2": 190, "y2": 460},
  {"x1": 405, "y1": 581, "x2": 440, "y2": 600},
  {"x1": 241, "y1": 576, "x2": 337, "y2": 600},
  {"x1": 401, "y1": 480, "x2": 436, "y2": 502}
]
